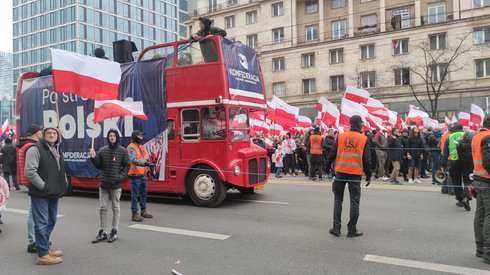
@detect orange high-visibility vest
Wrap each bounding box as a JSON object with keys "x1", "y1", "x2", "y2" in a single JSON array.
[
  {"x1": 310, "y1": 134, "x2": 323, "y2": 155},
  {"x1": 472, "y1": 129, "x2": 490, "y2": 180},
  {"x1": 440, "y1": 132, "x2": 450, "y2": 154},
  {"x1": 335, "y1": 131, "x2": 367, "y2": 176},
  {"x1": 127, "y1": 142, "x2": 148, "y2": 176}
]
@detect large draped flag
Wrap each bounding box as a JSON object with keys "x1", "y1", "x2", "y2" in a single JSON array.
[
  {"x1": 268, "y1": 96, "x2": 299, "y2": 130},
  {"x1": 93, "y1": 100, "x2": 148, "y2": 123},
  {"x1": 50, "y1": 48, "x2": 121, "y2": 100},
  {"x1": 406, "y1": 109, "x2": 429, "y2": 126},
  {"x1": 470, "y1": 103, "x2": 485, "y2": 128},
  {"x1": 458, "y1": 112, "x2": 470, "y2": 126}
]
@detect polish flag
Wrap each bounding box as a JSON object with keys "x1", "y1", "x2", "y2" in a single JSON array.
[
  {"x1": 269, "y1": 96, "x2": 299, "y2": 129},
  {"x1": 406, "y1": 109, "x2": 428, "y2": 126},
  {"x1": 388, "y1": 110, "x2": 399, "y2": 127},
  {"x1": 424, "y1": 117, "x2": 439, "y2": 128},
  {"x1": 450, "y1": 116, "x2": 458, "y2": 124},
  {"x1": 344, "y1": 86, "x2": 370, "y2": 104},
  {"x1": 264, "y1": 138, "x2": 274, "y2": 149},
  {"x1": 363, "y1": 97, "x2": 389, "y2": 122},
  {"x1": 317, "y1": 97, "x2": 340, "y2": 127},
  {"x1": 297, "y1": 115, "x2": 312, "y2": 128},
  {"x1": 470, "y1": 103, "x2": 485, "y2": 128},
  {"x1": 51, "y1": 48, "x2": 121, "y2": 100},
  {"x1": 339, "y1": 98, "x2": 368, "y2": 129},
  {"x1": 444, "y1": 116, "x2": 451, "y2": 126},
  {"x1": 409, "y1": 104, "x2": 420, "y2": 110},
  {"x1": 269, "y1": 123, "x2": 285, "y2": 137},
  {"x1": 458, "y1": 112, "x2": 470, "y2": 127},
  {"x1": 0, "y1": 120, "x2": 8, "y2": 136},
  {"x1": 93, "y1": 100, "x2": 148, "y2": 123}
]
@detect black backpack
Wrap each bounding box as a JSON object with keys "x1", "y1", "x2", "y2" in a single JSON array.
[{"x1": 457, "y1": 132, "x2": 474, "y2": 162}]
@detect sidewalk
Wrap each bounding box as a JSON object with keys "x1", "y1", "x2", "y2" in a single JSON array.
[{"x1": 267, "y1": 175, "x2": 441, "y2": 193}]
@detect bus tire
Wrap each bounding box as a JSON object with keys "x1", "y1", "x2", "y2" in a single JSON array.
[
  {"x1": 237, "y1": 187, "x2": 255, "y2": 194},
  {"x1": 187, "y1": 166, "x2": 227, "y2": 207}
]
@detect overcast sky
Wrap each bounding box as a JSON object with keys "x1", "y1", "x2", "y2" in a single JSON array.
[{"x1": 0, "y1": 0, "x2": 12, "y2": 53}]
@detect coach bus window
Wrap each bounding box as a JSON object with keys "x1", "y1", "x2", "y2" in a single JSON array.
[
  {"x1": 167, "y1": 120, "x2": 175, "y2": 140},
  {"x1": 181, "y1": 109, "x2": 200, "y2": 141},
  {"x1": 202, "y1": 106, "x2": 226, "y2": 140},
  {"x1": 178, "y1": 40, "x2": 218, "y2": 65},
  {"x1": 229, "y1": 107, "x2": 250, "y2": 142},
  {"x1": 141, "y1": 45, "x2": 175, "y2": 68}
]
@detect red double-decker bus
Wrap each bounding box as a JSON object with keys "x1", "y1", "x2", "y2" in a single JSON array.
[{"x1": 16, "y1": 36, "x2": 270, "y2": 207}]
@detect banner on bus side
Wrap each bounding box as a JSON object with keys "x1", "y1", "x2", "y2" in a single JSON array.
[{"x1": 19, "y1": 59, "x2": 168, "y2": 180}]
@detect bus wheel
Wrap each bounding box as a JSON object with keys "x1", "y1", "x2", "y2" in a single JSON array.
[
  {"x1": 187, "y1": 166, "x2": 227, "y2": 207},
  {"x1": 237, "y1": 187, "x2": 255, "y2": 194}
]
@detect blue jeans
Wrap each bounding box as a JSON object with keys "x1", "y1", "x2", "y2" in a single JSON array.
[
  {"x1": 130, "y1": 177, "x2": 148, "y2": 213},
  {"x1": 4, "y1": 171, "x2": 19, "y2": 190},
  {"x1": 275, "y1": 167, "x2": 282, "y2": 177},
  {"x1": 28, "y1": 197, "x2": 35, "y2": 245},
  {"x1": 31, "y1": 196, "x2": 58, "y2": 257}
]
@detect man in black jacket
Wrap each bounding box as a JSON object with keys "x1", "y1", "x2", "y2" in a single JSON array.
[
  {"x1": 0, "y1": 138, "x2": 19, "y2": 190},
  {"x1": 89, "y1": 129, "x2": 130, "y2": 244},
  {"x1": 25, "y1": 127, "x2": 67, "y2": 265}
]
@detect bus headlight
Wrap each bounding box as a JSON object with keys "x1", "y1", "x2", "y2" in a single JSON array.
[{"x1": 234, "y1": 164, "x2": 241, "y2": 175}]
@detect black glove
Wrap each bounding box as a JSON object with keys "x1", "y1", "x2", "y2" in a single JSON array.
[{"x1": 365, "y1": 179, "x2": 371, "y2": 187}]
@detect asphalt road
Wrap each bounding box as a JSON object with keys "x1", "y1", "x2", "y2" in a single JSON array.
[{"x1": 1, "y1": 177, "x2": 489, "y2": 275}]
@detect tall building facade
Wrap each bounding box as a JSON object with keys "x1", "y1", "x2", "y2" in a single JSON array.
[
  {"x1": 12, "y1": 0, "x2": 189, "y2": 92},
  {"x1": 0, "y1": 52, "x2": 13, "y2": 96},
  {"x1": 188, "y1": 0, "x2": 490, "y2": 119}
]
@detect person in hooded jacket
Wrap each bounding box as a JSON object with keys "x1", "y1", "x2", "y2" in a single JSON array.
[
  {"x1": 191, "y1": 17, "x2": 227, "y2": 63},
  {"x1": 90, "y1": 129, "x2": 130, "y2": 244},
  {"x1": 0, "y1": 138, "x2": 19, "y2": 190},
  {"x1": 25, "y1": 127, "x2": 67, "y2": 265}
]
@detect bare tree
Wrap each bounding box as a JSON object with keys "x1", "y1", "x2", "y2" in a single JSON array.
[{"x1": 406, "y1": 32, "x2": 473, "y2": 117}]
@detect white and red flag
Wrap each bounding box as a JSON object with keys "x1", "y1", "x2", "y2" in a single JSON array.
[
  {"x1": 316, "y1": 97, "x2": 340, "y2": 127},
  {"x1": 344, "y1": 86, "x2": 370, "y2": 104},
  {"x1": 0, "y1": 120, "x2": 8, "y2": 136},
  {"x1": 339, "y1": 98, "x2": 368, "y2": 130},
  {"x1": 93, "y1": 100, "x2": 148, "y2": 123},
  {"x1": 297, "y1": 115, "x2": 312, "y2": 128},
  {"x1": 470, "y1": 103, "x2": 485, "y2": 128},
  {"x1": 362, "y1": 97, "x2": 389, "y2": 122},
  {"x1": 50, "y1": 48, "x2": 121, "y2": 100},
  {"x1": 405, "y1": 109, "x2": 429, "y2": 126},
  {"x1": 268, "y1": 96, "x2": 299, "y2": 130},
  {"x1": 458, "y1": 112, "x2": 470, "y2": 127}
]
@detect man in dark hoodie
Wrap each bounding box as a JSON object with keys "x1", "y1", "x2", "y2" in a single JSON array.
[
  {"x1": 472, "y1": 113, "x2": 490, "y2": 264},
  {"x1": 191, "y1": 16, "x2": 227, "y2": 63},
  {"x1": 25, "y1": 127, "x2": 67, "y2": 265},
  {"x1": 90, "y1": 129, "x2": 130, "y2": 244},
  {"x1": 0, "y1": 138, "x2": 19, "y2": 190},
  {"x1": 326, "y1": 115, "x2": 372, "y2": 238}
]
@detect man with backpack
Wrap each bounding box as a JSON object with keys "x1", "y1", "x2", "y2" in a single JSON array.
[{"x1": 442, "y1": 122, "x2": 472, "y2": 211}]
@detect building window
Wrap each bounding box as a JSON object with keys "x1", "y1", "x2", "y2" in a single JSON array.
[
  {"x1": 330, "y1": 75, "x2": 344, "y2": 91},
  {"x1": 360, "y1": 71, "x2": 376, "y2": 88},
  {"x1": 305, "y1": 25, "x2": 318, "y2": 41},
  {"x1": 391, "y1": 7, "x2": 410, "y2": 29},
  {"x1": 227, "y1": 0, "x2": 237, "y2": 6},
  {"x1": 301, "y1": 53, "x2": 315, "y2": 68},
  {"x1": 474, "y1": 27, "x2": 490, "y2": 44},
  {"x1": 360, "y1": 44, "x2": 375, "y2": 59},
  {"x1": 361, "y1": 0, "x2": 374, "y2": 2},
  {"x1": 303, "y1": 78, "x2": 316, "y2": 94},
  {"x1": 273, "y1": 82, "x2": 286, "y2": 96},
  {"x1": 428, "y1": 3, "x2": 446, "y2": 24},
  {"x1": 246, "y1": 10, "x2": 257, "y2": 24},
  {"x1": 360, "y1": 14, "x2": 377, "y2": 33},
  {"x1": 394, "y1": 68, "x2": 410, "y2": 85},
  {"x1": 332, "y1": 0, "x2": 346, "y2": 8},
  {"x1": 208, "y1": 0, "x2": 218, "y2": 12},
  {"x1": 305, "y1": 0, "x2": 318, "y2": 14},
  {"x1": 429, "y1": 33, "x2": 446, "y2": 50},
  {"x1": 225, "y1": 16, "x2": 235, "y2": 28},
  {"x1": 247, "y1": 34, "x2": 258, "y2": 49},
  {"x1": 330, "y1": 48, "x2": 344, "y2": 63},
  {"x1": 272, "y1": 27, "x2": 284, "y2": 43},
  {"x1": 332, "y1": 20, "x2": 346, "y2": 40},
  {"x1": 272, "y1": 2, "x2": 284, "y2": 17},
  {"x1": 473, "y1": 0, "x2": 490, "y2": 8},
  {"x1": 429, "y1": 63, "x2": 449, "y2": 82},
  {"x1": 393, "y1": 39, "x2": 409, "y2": 55},
  {"x1": 272, "y1": 57, "x2": 285, "y2": 71},
  {"x1": 476, "y1": 58, "x2": 490, "y2": 78}
]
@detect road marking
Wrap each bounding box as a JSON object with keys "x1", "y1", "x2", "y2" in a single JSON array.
[
  {"x1": 4, "y1": 208, "x2": 64, "y2": 218},
  {"x1": 128, "y1": 224, "x2": 231, "y2": 240},
  {"x1": 228, "y1": 198, "x2": 289, "y2": 205},
  {"x1": 363, "y1": 254, "x2": 490, "y2": 275}
]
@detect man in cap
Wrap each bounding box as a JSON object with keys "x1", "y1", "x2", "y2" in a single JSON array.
[
  {"x1": 16, "y1": 124, "x2": 43, "y2": 253},
  {"x1": 90, "y1": 129, "x2": 129, "y2": 243},
  {"x1": 325, "y1": 115, "x2": 372, "y2": 237},
  {"x1": 25, "y1": 127, "x2": 67, "y2": 265},
  {"x1": 127, "y1": 130, "x2": 153, "y2": 222},
  {"x1": 472, "y1": 113, "x2": 490, "y2": 264}
]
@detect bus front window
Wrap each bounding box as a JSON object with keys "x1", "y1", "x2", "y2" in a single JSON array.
[{"x1": 229, "y1": 107, "x2": 250, "y2": 142}]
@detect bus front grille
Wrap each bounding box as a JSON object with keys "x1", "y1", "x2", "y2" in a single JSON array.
[{"x1": 248, "y1": 159, "x2": 258, "y2": 184}]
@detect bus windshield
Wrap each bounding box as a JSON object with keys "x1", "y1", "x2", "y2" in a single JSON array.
[{"x1": 229, "y1": 107, "x2": 250, "y2": 142}]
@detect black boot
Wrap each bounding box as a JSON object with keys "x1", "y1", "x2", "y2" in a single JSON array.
[
  {"x1": 476, "y1": 242, "x2": 484, "y2": 258},
  {"x1": 329, "y1": 227, "x2": 340, "y2": 237},
  {"x1": 347, "y1": 229, "x2": 363, "y2": 237},
  {"x1": 141, "y1": 209, "x2": 153, "y2": 219},
  {"x1": 91, "y1": 229, "x2": 108, "y2": 244}
]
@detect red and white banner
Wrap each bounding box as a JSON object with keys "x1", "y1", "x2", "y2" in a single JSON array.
[
  {"x1": 344, "y1": 86, "x2": 370, "y2": 104},
  {"x1": 93, "y1": 100, "x2": 148, "y2": 123},
  {"x1": 339, "y1": 98, "x2": 368, "y2": 129},
  {"x1": 406, "y1": 109, "x2": 429, "y2": 126},
  {"x1": 470, "y1": 103, "x2": 485, "y2": 128},
  {"x1": 458, "y1": 112, "x2": 470, "y2": 127},
  {"x1": 297, "y1": 115, "x2": 312, "y2": 128},
  {"x1": 51, "y1": 48, "x2": 121, "y2": 100},
  {"x1": 269, "y1": 96, "x2": 299, "y2": 130},
  {"x1": 316, "y1": 97, "x2": 340, "y2": 127},
  {"x1": 363, "y1": 97, "x2": 389, "y2": 122}
]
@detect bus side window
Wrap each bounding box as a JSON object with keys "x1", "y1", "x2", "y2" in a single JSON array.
[
  {"x1": 167, "y1": 120, "x2": 175, "y2": 140},
  {"x1": 181, "y1": 109, "x2": 200, "y2": 141}
]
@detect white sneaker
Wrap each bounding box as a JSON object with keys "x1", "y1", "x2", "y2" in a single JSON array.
[
  {"x1": 380, "y1": 176, "x2": 389, "y2": 181},
  {"x1": 409, "y1": 179, "x2": 414, "y2": 184},
  {"x1": 414, "y1": 179, "x2": 422, "y2": 184}
]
